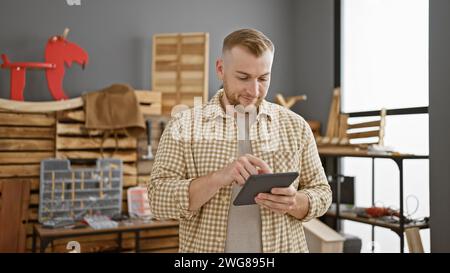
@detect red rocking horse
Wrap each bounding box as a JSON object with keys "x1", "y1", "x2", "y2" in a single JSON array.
[{"x1": 1, "y1": 28, "x2": 89, "y2": 101}]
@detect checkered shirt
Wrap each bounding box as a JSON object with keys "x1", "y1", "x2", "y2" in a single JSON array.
[{"x1": 147, "y1": 89, "x2": 332, "y2": 253}]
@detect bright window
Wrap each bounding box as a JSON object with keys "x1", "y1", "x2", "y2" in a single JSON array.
[{"x1": 341, "y1": 0, "x2": 429, "y2": 253}]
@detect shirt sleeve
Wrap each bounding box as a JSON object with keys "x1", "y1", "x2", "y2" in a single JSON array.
[
  {"x1": 147, "y1": 116, "x2": 199, "y2": 220},
  {"x1": 297, "y1": 120, "x2": 332, "y2": 222}
]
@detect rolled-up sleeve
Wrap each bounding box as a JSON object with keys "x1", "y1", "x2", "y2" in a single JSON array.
[
  {"x1": 147, "y1": 117, "x2": 198, "y2": 220},
  {"x1": 297, "y1": 121, "x2": 332, "y2": 222}
]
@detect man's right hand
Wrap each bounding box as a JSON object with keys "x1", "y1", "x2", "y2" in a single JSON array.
[{"x1": 212, "y1": 154, "x2": 272, "y2": 187}]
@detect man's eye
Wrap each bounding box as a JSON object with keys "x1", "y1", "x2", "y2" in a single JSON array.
[
  {"x1": 259, "y1": 78, "x2": 268, "y2": 82},
  {"x1": 238, "y1": 77, "x2": 248, "y2": 80}
]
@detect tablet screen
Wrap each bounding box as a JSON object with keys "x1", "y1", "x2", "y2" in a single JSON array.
[{"x1": 233, "y1": 172, "x2": 299, "y2": 206}]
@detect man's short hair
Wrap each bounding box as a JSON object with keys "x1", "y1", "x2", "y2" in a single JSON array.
[{"x1": 222, "y1": 28, "x2": 274, "y2": 57}]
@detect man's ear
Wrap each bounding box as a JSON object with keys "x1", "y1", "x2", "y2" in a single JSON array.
[{"x1": 216, "y1": 58, "x2": 224, "y2": 81}]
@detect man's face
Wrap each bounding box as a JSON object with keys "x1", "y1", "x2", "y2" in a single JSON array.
[{"x1": 216, "y1": 46, "x2": 273, "y2": 108}]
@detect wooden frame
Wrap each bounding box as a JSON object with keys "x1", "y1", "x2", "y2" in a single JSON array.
[{"x1": 152, "y1": 32, "x2": 209, "y2": 115}]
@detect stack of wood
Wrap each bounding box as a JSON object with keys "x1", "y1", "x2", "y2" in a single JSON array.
[
  {"x1": 0, "y1": 110, "x2": 55, "y2": 253},
  {"x1": 152, "y1": 32, "x2": 209, "y2": 115},
  {"x1": 0, "y1": 91, "x2": 182, "y2": 253}
]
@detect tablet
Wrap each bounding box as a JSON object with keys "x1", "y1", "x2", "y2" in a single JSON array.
[{"x1": 233, "y1": 172, "x2": 299, "y2": 206}]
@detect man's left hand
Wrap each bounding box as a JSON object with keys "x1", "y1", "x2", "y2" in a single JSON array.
[{"x1": 255, "y1": 186, "x2": 310, "y2": 220}]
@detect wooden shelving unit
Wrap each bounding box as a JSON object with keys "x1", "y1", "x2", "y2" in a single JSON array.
[{"x1": 319, "y1": 146, "x2": 429, "y2": 253}]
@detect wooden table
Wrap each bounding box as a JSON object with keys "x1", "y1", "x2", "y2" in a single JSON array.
[{"x1": 32, "y1": 219, "x2": 178, "y2": 253}]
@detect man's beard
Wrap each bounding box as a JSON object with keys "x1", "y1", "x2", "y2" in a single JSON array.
[{"x1": 222, "y1": 81, "x2": 264, "y2": 108}]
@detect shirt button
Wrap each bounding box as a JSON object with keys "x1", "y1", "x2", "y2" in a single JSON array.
[
  {"x1": 216, "y1": 237, "x2": 223, "y2": 243},
  {"x1": 221, "y1": 196, "x2": 228, "y2": 203}
]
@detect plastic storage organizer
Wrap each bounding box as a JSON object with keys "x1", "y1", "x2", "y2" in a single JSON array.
[{"x1": 39, "y1": 158, "x2": 123, "y2": 223}]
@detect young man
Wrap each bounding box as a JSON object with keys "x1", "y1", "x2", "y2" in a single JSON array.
[{"x1": 148, "y1": 29, "x2": 331, "y2": 252}]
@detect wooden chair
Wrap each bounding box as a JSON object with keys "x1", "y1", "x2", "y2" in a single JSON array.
[
  {"x1": 317, "y1": 87, "x2": 387, "y2": 146},
  {"x1": 338, "y1": 109, "x2": 387, "y2": 146}
]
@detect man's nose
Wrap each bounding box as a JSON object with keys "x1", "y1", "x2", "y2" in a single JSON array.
[{"x1": 247, "y1": 79, "x2": 259, "y2": 97}]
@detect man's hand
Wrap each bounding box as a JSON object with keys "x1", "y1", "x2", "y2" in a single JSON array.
[
  {"x1": 212, "y1": 154, "x2": 272, "y2": 187},
  {"x1": 255, "y1": 186, "x2": 310, "y2": 220}
]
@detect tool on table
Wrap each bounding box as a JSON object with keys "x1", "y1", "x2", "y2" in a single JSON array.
[{"x1": 142, "y1": 119, "x2": 154, "y2": 160}]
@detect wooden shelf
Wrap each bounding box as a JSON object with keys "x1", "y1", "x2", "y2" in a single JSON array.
[
  {"x1": 325, "y1": 210, "x2": 429, "y2": 233},
  {"x1": 318, "y1": 146, "x2": 428, "y2": 159}
]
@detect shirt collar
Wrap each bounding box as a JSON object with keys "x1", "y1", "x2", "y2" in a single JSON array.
[{"x1": 204, "y1": 89, "x2": 274, "y2": 121}]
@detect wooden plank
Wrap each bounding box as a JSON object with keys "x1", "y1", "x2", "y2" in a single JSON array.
[
  {"x1": 347, "y1": 130, "x2": 380, "y2": 139},
  {"x1": 6, "y1": 178, "x2": 40, "y2": 191},
  {"x1": 123, "y1": 164, "x2": 138, "y2": 176},
  {"x1": 56, "y1": 136, "x2": 137, "y2": 150},
  {"x1": 0, "y1": 112, "x2": 55, "y2": 126},
  {"x1": 154, "y1": 86, "x2": 177, "y2": 93},
  {"x1": 58, "y1": 110, "x2": 85, "y2": 122},
  {"x1": 122, "y1": 236, "x2": 179, "y2": 250},
  {"x1": 325, "y1": 88, "x2": 340, "y2": 138},
  {"x1": 29, "y1": 193, "x2": 39, "y2": 206},
  {"x1": 58, "y1": 97, "x2": 160, "y2": 123},
  {"x1": 0, "y1": 139, "x2": 54, "y2": 151},
  {"x1": 28, "y1": 208, "x2": 38, "y2": 221},
  {"x1": 405, "y1": 227, "x2": 424, "y2": 253},
  {"x1": 180, "y1": 44, "x2": 205, "y2": 55},
  {"x1": 0, "y1": 152, "x2": 54, "y2": 164},
  {"x1": 123, "y1": 175, "x2": 139, "y2": 187},
  {"x1": 67, "y1": 163, "x2": 137, "y2": 176},
  {"x1": 0, "y1": 164, "x2": 40, "y2": 178},
  {"x1": 180, "y1": 79, "x2": 204, "y2": 86},
  {"x1": 155, "y1": 32, "x2": 207, "y2": 38},
  {"x1": 154, "y1": 36, "x2": 178, "y2": 45},
  {"x1": 58, "y1": 150, "x2": 137, "y2": 162},
  {"x1": 0, "y1": 180, "x2": 30, "y2": 252},
  {"x1": 0, "y1": 97, "x2": 82, "y2": 113},
  {"x1": 179, "y1": 85, "x2": 204, "y2": 93},
  {"x1": 181, "y1": 55, "x2": 204, "y2": 64},
  {"x1": 137, "y1": 176, "x2": 150, "y2": 186},
  {"x1": 140, "y1": 103, "x2": 162, "y2": 116},
  {"x1": 27, "y1": 236, "x2": 179, "y2": 253},
  {"x1": 146, "y1": 247, "x2": 178, "y2": 253},
  {"x1": 303, "y1": 219, "x2": 344, "y2": 253},
  {"x1": 180, "y1": 71, "x2": 203, "y2": 80},
  {"x1": 57, "y1": 123, "x2": 103, "y2": 136},
  {"x1": 135, "y1": 90, "x2": 162, "y2": 105},
  {"x1": 0, "y1": 127, "x2": 54, "y2": 139},
  {"x1": 347, "y1": 120, "x2": 381, "y2": 129},
  {"x1": 155, "y1": 63, "x2": 205, "y2": 72},
  {"x1": 156, "y1": 44, "x2": 178, "y2": 55},
  {"x1": 155, "y1": 55, "x2": 178, "y2": 62},
  {"x1": 154, "y1": 71, "x2": 177, "y2": 81},
  {"x1": 338, "y1": 114, "x2": 348, "y2": 139},
  {"x1": 56, "y1": 118, "x2": 157, "y2": 137},
  {"x1": 182, "y1": 36, "x2": 206, "y2": 44}
]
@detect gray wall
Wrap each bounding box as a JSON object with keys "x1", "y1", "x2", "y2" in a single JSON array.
[
  {"x1": 429, "y1": 0, "x2": 450, "y2": 253},
  {"x1": 292, "y1": 0, "x2": 335, "y2": 131},
  {"x1": 0, "y1": 0, "x2": 297, "y2": 102}
]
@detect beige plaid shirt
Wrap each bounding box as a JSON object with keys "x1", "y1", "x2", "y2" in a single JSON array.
[{"x1": 148, "y1": 89, "x2": 331, "y2": 253}]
